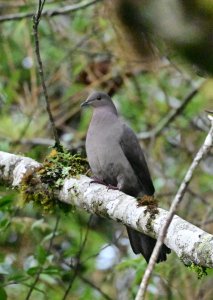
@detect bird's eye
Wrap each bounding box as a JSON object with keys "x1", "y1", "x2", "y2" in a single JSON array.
[{"x1": 97, "y1": 96, "x2": 101, "y2": 100}]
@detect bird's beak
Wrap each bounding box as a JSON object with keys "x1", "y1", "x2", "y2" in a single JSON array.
[{"x1": 81, "y1": 100, "x2": 89, "y2": 107}]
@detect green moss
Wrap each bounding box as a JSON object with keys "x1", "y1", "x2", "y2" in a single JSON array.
[
  {"x1": 137, "y1": 195, "x2": 159, "y2": 233},
  {"x1": 20, "y1": 147, "x2": 89, "y2": 214},
  {"x1": 186, "y1": 262, "x2": 208, "y2": 279}
]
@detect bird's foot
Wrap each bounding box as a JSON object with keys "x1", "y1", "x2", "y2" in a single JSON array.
[
  {"x1": 89, "y1": 178, "x2": 119, "y2": 191},
  {"x1": 107, "y1": 184, "x2": 119, "y2": 191},
  {"x1": 90, "y1": 177, "x2": 106, "y2": 186}
]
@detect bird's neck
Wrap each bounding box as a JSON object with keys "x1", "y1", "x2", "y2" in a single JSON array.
[
  {"x1": 91, "y1": 106, "x2": 118, "y2": 126},
  {"x1": 94, "y1": 103, "x2": 118, "y2": 115}
]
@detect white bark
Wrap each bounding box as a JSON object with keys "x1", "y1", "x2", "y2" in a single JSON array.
[
  {"x1": 0, "y1": 151, "x2": 41, "y2": 186},
  {"x1": 0, "y1": 150, "x2": 213, "y2": 268}
]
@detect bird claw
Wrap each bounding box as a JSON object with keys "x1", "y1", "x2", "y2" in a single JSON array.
[
  {"x1": 89, "y1": 178, "x2": 119, "y2": 191},
  {"x1": 89, "y1": 178, "x2": 106, "y2": 186},
  {"x1": 107, "y1": 184, "x2": 119, "y2": 191}
]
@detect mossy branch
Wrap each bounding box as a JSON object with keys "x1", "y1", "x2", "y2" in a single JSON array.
[{"x1": 0, "y1": 150, "x2": 213, "y2": 269}]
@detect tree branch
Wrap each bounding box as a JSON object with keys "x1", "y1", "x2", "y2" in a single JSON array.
[
  {"x1": 0, "y1": 0, "x2": 102, "y2": 23},
  {"x1": 0, "y1": 151, "x2": 212, "y2": 269},
  {"x1": 138, "y1": 82, "x2": 204, "y2": 140},
  {"x1": 135, "y1": 115, "x2": 213, "y2": 300}
]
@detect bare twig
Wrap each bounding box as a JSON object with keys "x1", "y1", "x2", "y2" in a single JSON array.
[
  {"x1": 0, "y1": 0, "x2": 102, "y2": 22},
  {"x1": 62, "y1": 255, "x2": 114, "y2": 300},
  {"x1": 62, "y1": 215, "x2": 93, "y2": 300},
  {"x1": 79, "y1": 274, "x2": 114, "y2": 300},
  {"x1": 33, "y1": 0, "x2": 61, "y2": 150},
  {"x1": 0, "y1": 0, "x2": 59, "y2": 9},
  {"x1": 15, "y1": 137, "x2": 85, "y2": 152},
  {"x1": 135, "y1": 116, "x2": 213, "y2": 300},
  {"x1": 25, "y1": 215, "x2": 60, "y2": 300},
  {"x1": 138, "y1": 83, "x2": 204, "y2": 140}
]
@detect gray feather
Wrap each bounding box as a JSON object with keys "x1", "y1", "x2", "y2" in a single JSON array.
[{"x1": 120, "y1": 124, "x2": 155, "y2": 196}]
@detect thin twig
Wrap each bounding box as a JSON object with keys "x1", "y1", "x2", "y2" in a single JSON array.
[
  {"x1": 0, "y1": 0, "x2": 58, "y2": 9},
  {"x1": 135, "y1": 116, "x2": 213, "y2": 300},
  {"x1": 62, "y1": 215, "x2": 93, "y2": 300},
  {"x1": 33, "y1": 0, "x2": 61, "y2": 150},
  {"x1": 25, "y1": 215, "x2": 60, "y2": 300},
  {"x1": 61, "y1": 257, "x2": 114, "y2": 300},
  {"x1": 138, "y1": 83, "x2": 204, "y2": 140},
  {"x1": 79, "y1": 274, "x2": 114, "y2": 300},
  {"x1": 13, "y1": 137, "x2": 85, "y2": 152},
  {"x1": 0, "y1": 0, "x2": 102, "y2": 22}
]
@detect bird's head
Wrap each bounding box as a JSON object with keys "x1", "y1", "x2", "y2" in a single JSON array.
[{"x1": 81, "y1": 91, "x2": 114, "y2": 109}]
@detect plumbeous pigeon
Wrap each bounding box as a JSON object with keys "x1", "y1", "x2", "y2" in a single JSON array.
[{"x1": 81, "y1": 91, "x2": 170, "y2": 263}]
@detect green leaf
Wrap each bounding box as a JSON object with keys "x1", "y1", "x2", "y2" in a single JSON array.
[
  {"x1": 0, "y1": 218, "x2": 10, "y2": 231},
  {"x1": 0, "y1": 195, "x2": 13, "y2": 208},
  {"x1": 27, "y1": 266, "x2": 40, "y2": 276},
  {"x1": 31, "y1": 218, "x2": 44, "y2": 231},
  {"x1": 0, "y1": 287, "x2": 7, "y2": 300},
  {"x1": 73, "y1": 11, "x2": 90, "y2": 32},
  {"x1": 8, "y1": 273, "x2": 27, "y2": 282},
  {"x1": 42, "y1": 232, "x2": 59, "y2": 244},
  {"x1": 36, "y1": 245, "x2": 48, "y2": 265},
  {"x1": 42, "y1": 266, "x2": 60, "y2": 275}
]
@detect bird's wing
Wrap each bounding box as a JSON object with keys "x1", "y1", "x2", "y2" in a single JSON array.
[{"x1": 119, "y1": 123, "x2": 155, "y2": 195}]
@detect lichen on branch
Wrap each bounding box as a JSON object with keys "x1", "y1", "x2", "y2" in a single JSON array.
[{"x1": 20, "y1": 148, "x2": 89, "y2": 213}]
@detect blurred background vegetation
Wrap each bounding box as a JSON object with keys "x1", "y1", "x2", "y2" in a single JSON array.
[{"x1": 0, "y1": 0, "x2": 213, "y2": 299}]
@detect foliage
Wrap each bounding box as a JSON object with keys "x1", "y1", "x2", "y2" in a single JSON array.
[
  {"x1": 0, "y1": 0, "x2": 212, "y2": 299},
  {"x1": 20, "y1": 147, "x2": 89, "y2": 213},
  {"x1": 187, "y1": 263, "x2": 208, "y2": 280}
]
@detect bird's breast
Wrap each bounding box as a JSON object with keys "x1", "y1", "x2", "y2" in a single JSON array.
[{"x1": 86, "y1": 124, "x2": 122, "y2": 184}]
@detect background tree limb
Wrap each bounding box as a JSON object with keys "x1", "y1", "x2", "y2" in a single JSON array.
[
  {"x1": 0, "y1": 0, "x2": 102, "y2": 22},
  {"x1": 138, "y1": 82, "x2": 203, "y2": 140}
]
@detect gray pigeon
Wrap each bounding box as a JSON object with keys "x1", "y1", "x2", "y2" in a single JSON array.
[{"x1": 81, "y1": 91, "x2": 170, "y2": 263}]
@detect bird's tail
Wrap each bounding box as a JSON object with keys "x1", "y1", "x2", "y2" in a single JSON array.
[{"x1": 126, "y1": 227, "x2": 171, "y2": 263}]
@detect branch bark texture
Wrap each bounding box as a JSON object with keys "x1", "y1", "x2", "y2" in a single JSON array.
[{"x1": 0, "y1": 151, "x2": 212, "y2": 268}]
